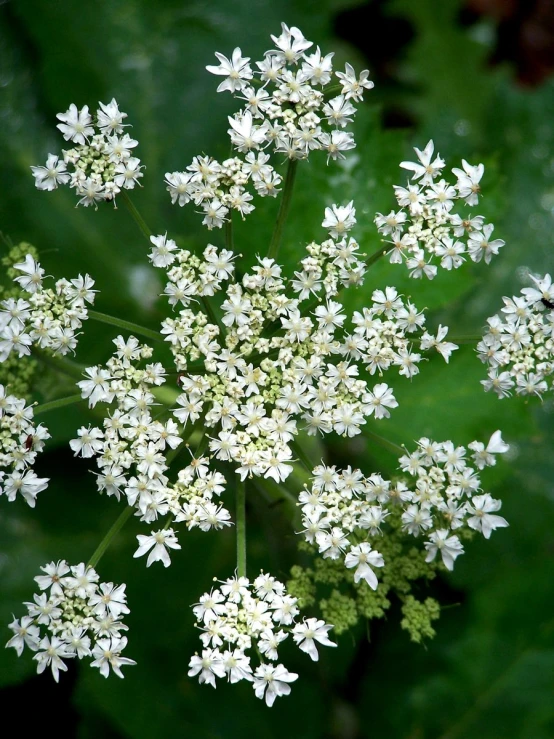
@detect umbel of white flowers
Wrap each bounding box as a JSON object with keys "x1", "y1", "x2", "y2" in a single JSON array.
[
  {"x1": 6, "y1": 561, "x2": 135, "y2": 682},
  {"x1": 188, "y1": 573, "x2": 336, "y2": 707},
  {"x1": 164, "y1": 22, "x2": 373, "y2": 229},
  {"x1": 31, "y1": 99, "x2": 142, "y2": 207},
  {"x1": 375, "y1": 140, "x2": 505, "y2": 279},
  {"x1": 11, "y1": 21, "x2": 513, "y2": 708},
  {"x1": 479, "y1": 272, "x2": 554, "y2": 398},
  {"x1": 299, "y1": 431, "x2": 510, "y2": 583}
]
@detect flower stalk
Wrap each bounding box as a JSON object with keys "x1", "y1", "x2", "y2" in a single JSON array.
[
  {"x1": 88, "y1": 310, "x2": 161, "y2": 343},
  {"x1": 236, "y1": 478, "x2": 247, "y2": 578},
  {"x1": 34, "y1": 394, "x2": 84, "y2": 416},
  {"x1": 87, "y1": 505, "x2": 134, "y2": 569},
  {"x1": 267, "y1": 158, "x2": 298, "y2": 261},
  {"x1": 121, "y1": 191, "x2": 152, "y2": 240}
]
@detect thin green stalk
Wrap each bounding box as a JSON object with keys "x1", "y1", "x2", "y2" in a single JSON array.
[
  {"x1": 365, "y1": 243, "x2": 393, "y2": 268},
  {"x1": 34, "y1": 394, "x2": 83, "y2": 416},
  {"x1": 253, "y1": 478, "x2": 298, "y2": 516},
  {"x1": 236, "y1": 478, "x2": 247, "y2": 578},
  {"x1": 194, "y1": 433, "x2": 209, "y2": 458},
  {"x1": 32, "y1": 348, "x2": 85, "y2": 380},
  {"x1": 88, "y1": 310, "x2": 161, "y2": 343},
  {"x1": 290, "y1": 438, "x2": 316, "y2": 475},
  {"x1": 121, "y1": 191, "x2": 152, "y2": 241},
  {"x1": 364, "y1": 429, "x2": 404, "y2": 456},
  {"x1": 267, "y1": 158, "x2": 298, "y2": 260},
  {"x1": 200, "y1": 296, "x2": 224, "y2": 334},
  {"x1": 225, "y1": 214, "x2": 234, "y2": 252},
  {"x1": 445, "y1": 335, "x2": 481, "y2": 344},
  {"x1": 87, "y1": 506, "x2": 134, "y2": 569}
]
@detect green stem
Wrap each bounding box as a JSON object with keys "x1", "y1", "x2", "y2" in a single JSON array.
[
  {"x1": 445, "y1": 335, "x2": 481, "y2": 344},
  {"x1": 364, "y1": 429, "x2": 405, "y2": 456},
  {"x1": 87, "y1": 506, "x2": 134, "y2": 569},
  {"x1": 365, "y1": 243, "x2": 393, "y2": 268},
  {"x1": 225, "y1": 214, "x2": 234, "y2": 253},
  {"x1": 200, "y1": 296, "x2": 224, "y2": 335},
  {"x1": 121, "y1": 191, "x2": 152, "y2": 241},
  {"x1": 194, "y1": 433, "x2": 209, "y2": 458},
  {"x1": 290, "y1": 438, "x2": 316, "y2": 475},
  {"x1": 267, "y1": 158, "x2": 298, "y2": 260},
  {"x1": 34, "y1": 393, "x2": 83, "y2": 416},
  {"x1": 32, "y1": 348, "x2": 85, "y2": 381},
  {"x1": 88, "y1": 310, "x2": 161, "y2": 343},
  {"x1": 236, "y1": 478, "x2": 247, "y2": 578}
]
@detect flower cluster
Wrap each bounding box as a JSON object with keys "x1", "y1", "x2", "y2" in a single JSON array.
[
  {"x1": 31, "y1": 99, "x2": 142, "y2": 207},
  {"x1": 479, "y1": 273, "x2": 554, "y2": 398},
  {"x1": 6, "y1": 560, "x2": 135, "y2": 681},
  {"x1": 189, "y1": 572, "x2": 335, "y2": 706},
  {"x1": 150, "y1": 206, "x2": 458, "y2": 486},
  {"x1": 70, "y1": 335, "x2": 232, "y2": 564},
  {"x1": 71, "y1": 336, "x2": 179, "y2": 513},
  {"x1": 0, "y1": 384, "x2": 49, "y2": 507},
  {"x1": 299, "y1": 431, "x2": 509, "y2": 583},
  {"x1": 0, "y1": 253, "x2": 95, "y2": 360},
  {"x1": 165, "y1": 23, "x2": 373, "y2": 228},
  {"x1": 375, "y1": 141, "x2": 505, "y2": 278}
]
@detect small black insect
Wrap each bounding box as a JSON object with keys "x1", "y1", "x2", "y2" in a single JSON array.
[
  {"x1": 541, "y1": 297, "x2": 554, "y2": 310},
  {"x1": 24, "y1": 435, "x2": 34, "y2": 451}
]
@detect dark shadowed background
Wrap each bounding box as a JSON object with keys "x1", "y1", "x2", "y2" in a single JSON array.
[{"x1": 1, "y1": 0, "x2": 554, "y2": 736}]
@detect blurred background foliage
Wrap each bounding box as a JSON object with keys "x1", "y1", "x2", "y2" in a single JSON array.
[{"x1": 1, "y1": 0, "x2": 554, "y2": 736}]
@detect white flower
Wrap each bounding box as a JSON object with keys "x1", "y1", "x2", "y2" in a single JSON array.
[
  {"x1": 400, "y1": 140, "x2": 445, "y2": 185},
  {"x1": 89, "y1": 582, "x2": 130, "y2": 619},
  {"x1": 322, "y1": 202, "x2": 356, "y2": 238},
  {"x1": 452, "y1": 159, "x2": 484, "y2": 205},
  {"x1": 335, "y1": 63, "x2": 374, "y2": 100},
  {"x1": 269, "y1": 22, "x2": 312, "y2": 64},
  {"x1": 344, "y1": 543, "x2": 384, "y2": 589},
  {"x1": 3, "y1": 469, "x2": 49, "y2": 507},
  {"x1": 424, "y1": 529, "x2": 464, "y2": 571},
  {"x1": 466, "y1": 494, "x2": 509, "y2": 539},
  {"x1": 13, "y1": 254, "x2": 45, "y2": 294},
  {"x1": 252, "y1": 663, "x2": 298, "y2": 707},
  {"x1": 6, "y1": 616, "x2": 40, "y2": 656},
  {"x1": 33, "y1": 635, "x2": 72, "y2": 682},
  {"x1": 302, "y1": 47, "x2": 334, "y2": 85},
  {"x1": 258, "y1": 628, "x2": 288, "y2": 661},
  {"x1": 188, "y1": 648, "x2": 226, "y2": 687},
  {"x1": 362, "y1": 383, "x2": 398, "y2": 419},
  {"x1": 227, "y1": 111, "x2": 266, "y2": 153},
  {"x1": 91, "y1": 636, "x2": 136, "y2": 678},
  {"x1": 77, "y1": 366, "x2": 113, "y2": 407},
  {"x1": 292, "y1": 618, "x2": 336, "y2": 661},
  {"x1": 133, "y1": 528, "x2": 181, "y2": 568},
  {"x1": 221, "y1": 649, "x2": 253, "y2": 683},
  {"x1": 259, "y1": 446, "x2": 294, "y2": 483},
  {"x1": 113, "y1": 157, "x2": 143, "y2": 190},
  {"x1": 96, "y1": 98, "x2": 128, "y2": 134},
  {"x1": 206, "y1": 48, "x2": 253, "y2": 93},
  {"x1": 522, "y1": 273, "x2": 554, "y2": 306},
  {"x1": 467, "y1": 224, "x2": 505, "y2": 264},
  {"x1": 69, "y1": 426, "x2": 105, "y2": 458},
  {"x1": 419, "y1": 325, "x2": 458, "y2": 363},
  {"x1": 31, "y1": 154, "x2": 70, "y2": 191},
  {"x1": 149, "y1": 233, "x2": 178, "y2": 267},
  {"x1": 34, "y1": 560, "x2": 70, "y2": 597},
  {"x1": 56, "y1": 104, "x2": 94, "y2": 144},
  {"x1": 469, "y1": 430, "x2": 509, "y2": 469}
]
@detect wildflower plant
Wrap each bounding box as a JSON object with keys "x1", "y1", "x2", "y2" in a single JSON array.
[{"x1": 2, "y1": 23, "x2": 521, "y2": 706}]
